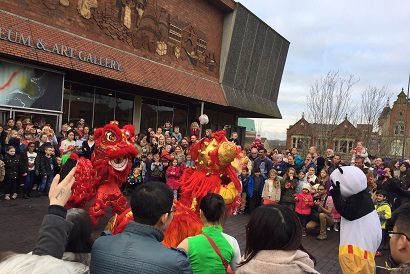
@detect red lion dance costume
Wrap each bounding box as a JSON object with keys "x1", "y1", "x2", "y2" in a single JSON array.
[
  {"x1": 68, "y1": 124, "x2": 241, "y2": 248},
  {"x1": 108, "y1": 130, "x2": 242, "y2": 247},
  {"x1": 67, "y1": 121, "x2": 137, "y2": 225}
]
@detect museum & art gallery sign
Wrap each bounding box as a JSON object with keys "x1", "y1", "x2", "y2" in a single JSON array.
[{"x1": 0, "y1": 27, "x2": 121, "y2": 71}]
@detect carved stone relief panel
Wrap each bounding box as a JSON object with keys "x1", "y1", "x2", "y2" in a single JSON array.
[{"x1": 22, "y1": 0, "x2": 219, "y2": 75}]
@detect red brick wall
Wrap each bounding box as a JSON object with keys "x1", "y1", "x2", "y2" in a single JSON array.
[{"x1": 0, "y1": 1, "x2": 228, "y2": 105}]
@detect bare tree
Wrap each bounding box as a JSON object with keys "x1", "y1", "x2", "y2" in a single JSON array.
[
  {"x1": 306, "y1": 71, "x2": 359, "y2": 152},
  {"x1": 359, "y1": 86, "x2": 391, "y2": 148}
]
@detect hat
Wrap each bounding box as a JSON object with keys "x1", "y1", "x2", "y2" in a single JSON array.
[{"x1": 302, "y1": 183, "x2": 311, "y2": 190}]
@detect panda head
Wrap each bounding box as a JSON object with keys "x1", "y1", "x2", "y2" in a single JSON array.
[{"x1": 329, "y1": 166, "x2": 367, "y2": 198}]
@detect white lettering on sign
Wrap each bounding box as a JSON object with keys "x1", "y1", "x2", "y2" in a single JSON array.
[{"x1": 0, "y1": 27, "x2": 121, "y2": 71}]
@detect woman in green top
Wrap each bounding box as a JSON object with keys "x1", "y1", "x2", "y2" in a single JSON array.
[{"x1": 178, "y1": 193, "x2": 241, "y2": 274}]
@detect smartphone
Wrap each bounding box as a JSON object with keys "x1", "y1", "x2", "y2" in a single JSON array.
[{"x1": 59, "y1": 158, "x2": 77, "y2": 183}]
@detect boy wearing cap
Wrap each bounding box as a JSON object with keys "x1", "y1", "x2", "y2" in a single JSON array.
[
  {"x1": 295, "y1": 184, "x2": 314, "y2": 236},
  {"x1": 374, "y1": 190, "x2": 392, "y2": 257}
]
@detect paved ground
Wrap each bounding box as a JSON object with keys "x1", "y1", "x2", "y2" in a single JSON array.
[{"x1": 0, "y1": 195, "x2": 390, "y2": 273}]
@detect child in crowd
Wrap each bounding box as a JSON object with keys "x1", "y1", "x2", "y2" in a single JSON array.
[
  {"x1": 172, "y1": 126, "x2": 182, "y2": 143},
  {"x1": 166, "y1": 159, "x2": 182, "y2": 199},
  {"x1": 144, "y1": 153, "x2": 153, "y2": 182},
  {"x1": 247, "y1": 168, "x2": 264, "y2": 212},
  {"x1": 261, "y1": 169, "x2": 281, "y2": 205},
  {"x1": 150, "y1": 153, "x2": 163, "y2": 181},
  {"x1": 306, "y1": 167, "x2": 318, "y2": 188},
  {"x1": 280, "y1": 167, "x2": 297, "y2": 210},
  {"x1": 238, "y1": 167, "x2": 250, "y2": 214},
  {"x1": 190, "y1": 122, "x2": 200, "y2": 139},
  {"x1": 331, "y1": 203, "x2": 341, "y2": 232},
  {"x1": 351, "y1": 141, "x2": 370, "y2": 166},
  {"x1": 140, "y1": 155, "x2": 147, "y2": 183},
  {"x1": 38, "y1": 144, "x2": 57, "y2": 194},
  {"x1": 374, "y1": 190, "x2": 392, "y2": 257},
  {"x1": 318, "y1": 169, "x2": 329, "y2": 187},
  {"x1": 185, "y1": 154, "x2": 195, "y2": 168},
  {"x1": 154, "y1": 128, "x2": 163, "y2": 139},
  {"x1": 23, "y1": 142, "x2": 37, "y2": 199},
  {"x1": 229, "y1": 132, "x2": 239, "y2": 145},
  {"x1": 126, "y1": 158, "x2": 144, "y2": 194},
  {"x1": 4, "y1": 145, "x2": 26, "y2": 200},
  {"x1": 162, "y1": 122, "x2": 173, "y2": 136},
  {"x1": 295, "y1": 184, "x2": 314, "y2": 236},
  {"x1": 74, "y1": 133, "x2": 83, "y2": 155},
  {"x1": 296, "y1": 170, "x2": 307, "y2": 193},
  {"x1": 173, "y1": 146, "x2": 185, "y2": 164}
]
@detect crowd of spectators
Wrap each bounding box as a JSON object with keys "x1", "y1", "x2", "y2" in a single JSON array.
[{"x1": 1, "y1": 117, "x2": 410, "y2": 273}]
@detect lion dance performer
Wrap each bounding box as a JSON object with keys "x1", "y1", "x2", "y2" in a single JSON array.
[
  {"x1": 66, "y1": 121, "x2": 138, "y2": 225},
  {"x1": 108, "y1": 130, "x2": 242, "y2": 247}
]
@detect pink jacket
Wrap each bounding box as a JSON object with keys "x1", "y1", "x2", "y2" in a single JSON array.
[
  {"x1": 331, "y1": 206, "x2": 341, "y2": 220},
  {"x1": 294, "y1": 192, "x2": 314, "y2": 216}
]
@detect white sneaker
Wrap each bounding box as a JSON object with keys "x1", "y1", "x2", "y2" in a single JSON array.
[
  {"x1": 12, "y1": 193, "x2": 17, "y2": 199},
  {"x1": 326, "y1": 227, "x2": 330, "y2": 231},
  {"x1": 5, "y1": 194, "x2": 10, "y2": 200}
]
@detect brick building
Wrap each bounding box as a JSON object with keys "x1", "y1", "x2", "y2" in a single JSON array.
[
  {"x1": 0, "y1": 0, "x2": 289, "y2": 136},
  {"x1": 286, "y1": 114, "x2": 377, "y2": 160},
  {"x1": 378, "y1": 89, "x2": 410, "y2": 159}
]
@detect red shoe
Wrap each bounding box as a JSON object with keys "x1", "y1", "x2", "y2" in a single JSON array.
[{"x1": 375, "y1": 251, "x2": 382, "y2": 257}]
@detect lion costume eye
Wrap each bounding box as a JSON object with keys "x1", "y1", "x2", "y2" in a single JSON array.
[{"x1": 105, "y1": 131, "x2": 117, "y2": 142}]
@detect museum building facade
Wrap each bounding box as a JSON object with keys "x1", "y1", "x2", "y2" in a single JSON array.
[{"x1": 0, "y1": 0, "x2": 289, "y2": 136}]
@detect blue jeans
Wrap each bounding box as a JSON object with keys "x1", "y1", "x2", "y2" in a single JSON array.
[
  {"x1": 39, "y1": 175, "x2": 54, "y2": 193},
  {"x1": 24, "y1": 170, "x2": 36, "y2": 194}
]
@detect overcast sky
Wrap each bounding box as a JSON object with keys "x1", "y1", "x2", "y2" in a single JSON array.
[{"x1": 238, "y1": 0, "x2": 410, "y2": 140}]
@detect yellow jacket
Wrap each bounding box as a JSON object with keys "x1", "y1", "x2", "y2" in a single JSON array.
[{"x1": 375, "y1": 201, "x2": 391, "y2": 229}]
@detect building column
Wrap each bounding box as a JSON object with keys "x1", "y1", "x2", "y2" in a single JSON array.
[{"x1": 133, "y1": 95, "x2": 142, "y2": 133}]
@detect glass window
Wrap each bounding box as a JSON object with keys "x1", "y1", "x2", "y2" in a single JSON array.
[
  {"x1": 157, "y1": 101, "x2": 174, "y2": 130},
  {"x1": 116, "y1": 92, "x2": 134, "y2": 127},
  {"x1": 69, "y1": 83, "x2": 94, "y2": 127},
  {"x1": 394, "y1": 124, "x2": 405, "y2": 135},
  {"x1": 391, "y1": 140, "x2": 403, "y2": 156},
  {"x1": 140, "y1": 98, "x2": 158, "y2": 133},
  {"x1": 62, "y1": 87, "x2": 70, "y2": 125},
  {"x1": 94, "y1": 88, "x2": 115, "y2": 128},
  {"x1": 173, "y1": 104, "x2": 188, "y2": 136},
  {"x1": 339, "y1": 141, "x2": 347, "y2": 153}
]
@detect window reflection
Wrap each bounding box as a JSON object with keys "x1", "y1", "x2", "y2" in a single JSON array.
[
  {"x1": 157, "y1": 101, "x2": 174, "y2": 130},
  {"x1": 173, "y1": 105, "x2": 188, "y2": 136},
  {"x1": 116, "y1": 92, "x2": 134, "y2": 126},
  {"x1": 94, "y1": 88, "x2": 115, "y2": 128},
  {"x1": 141, "y1": 98, "x2": 158, "y2": 133},
  {"x1": 69, "y1": 84, "x2": 94, "y2": 126},
  {"x1": 63, "y1": 88, "x2": 70, "y2": 125},
  {"x1": 140, "y1": 99, "x2": 189, "y2": 135}
]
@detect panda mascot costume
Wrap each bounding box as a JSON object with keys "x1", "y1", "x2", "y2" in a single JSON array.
[{"x1": 329, "y1": 166, "x2": 382, "y2": 274}]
